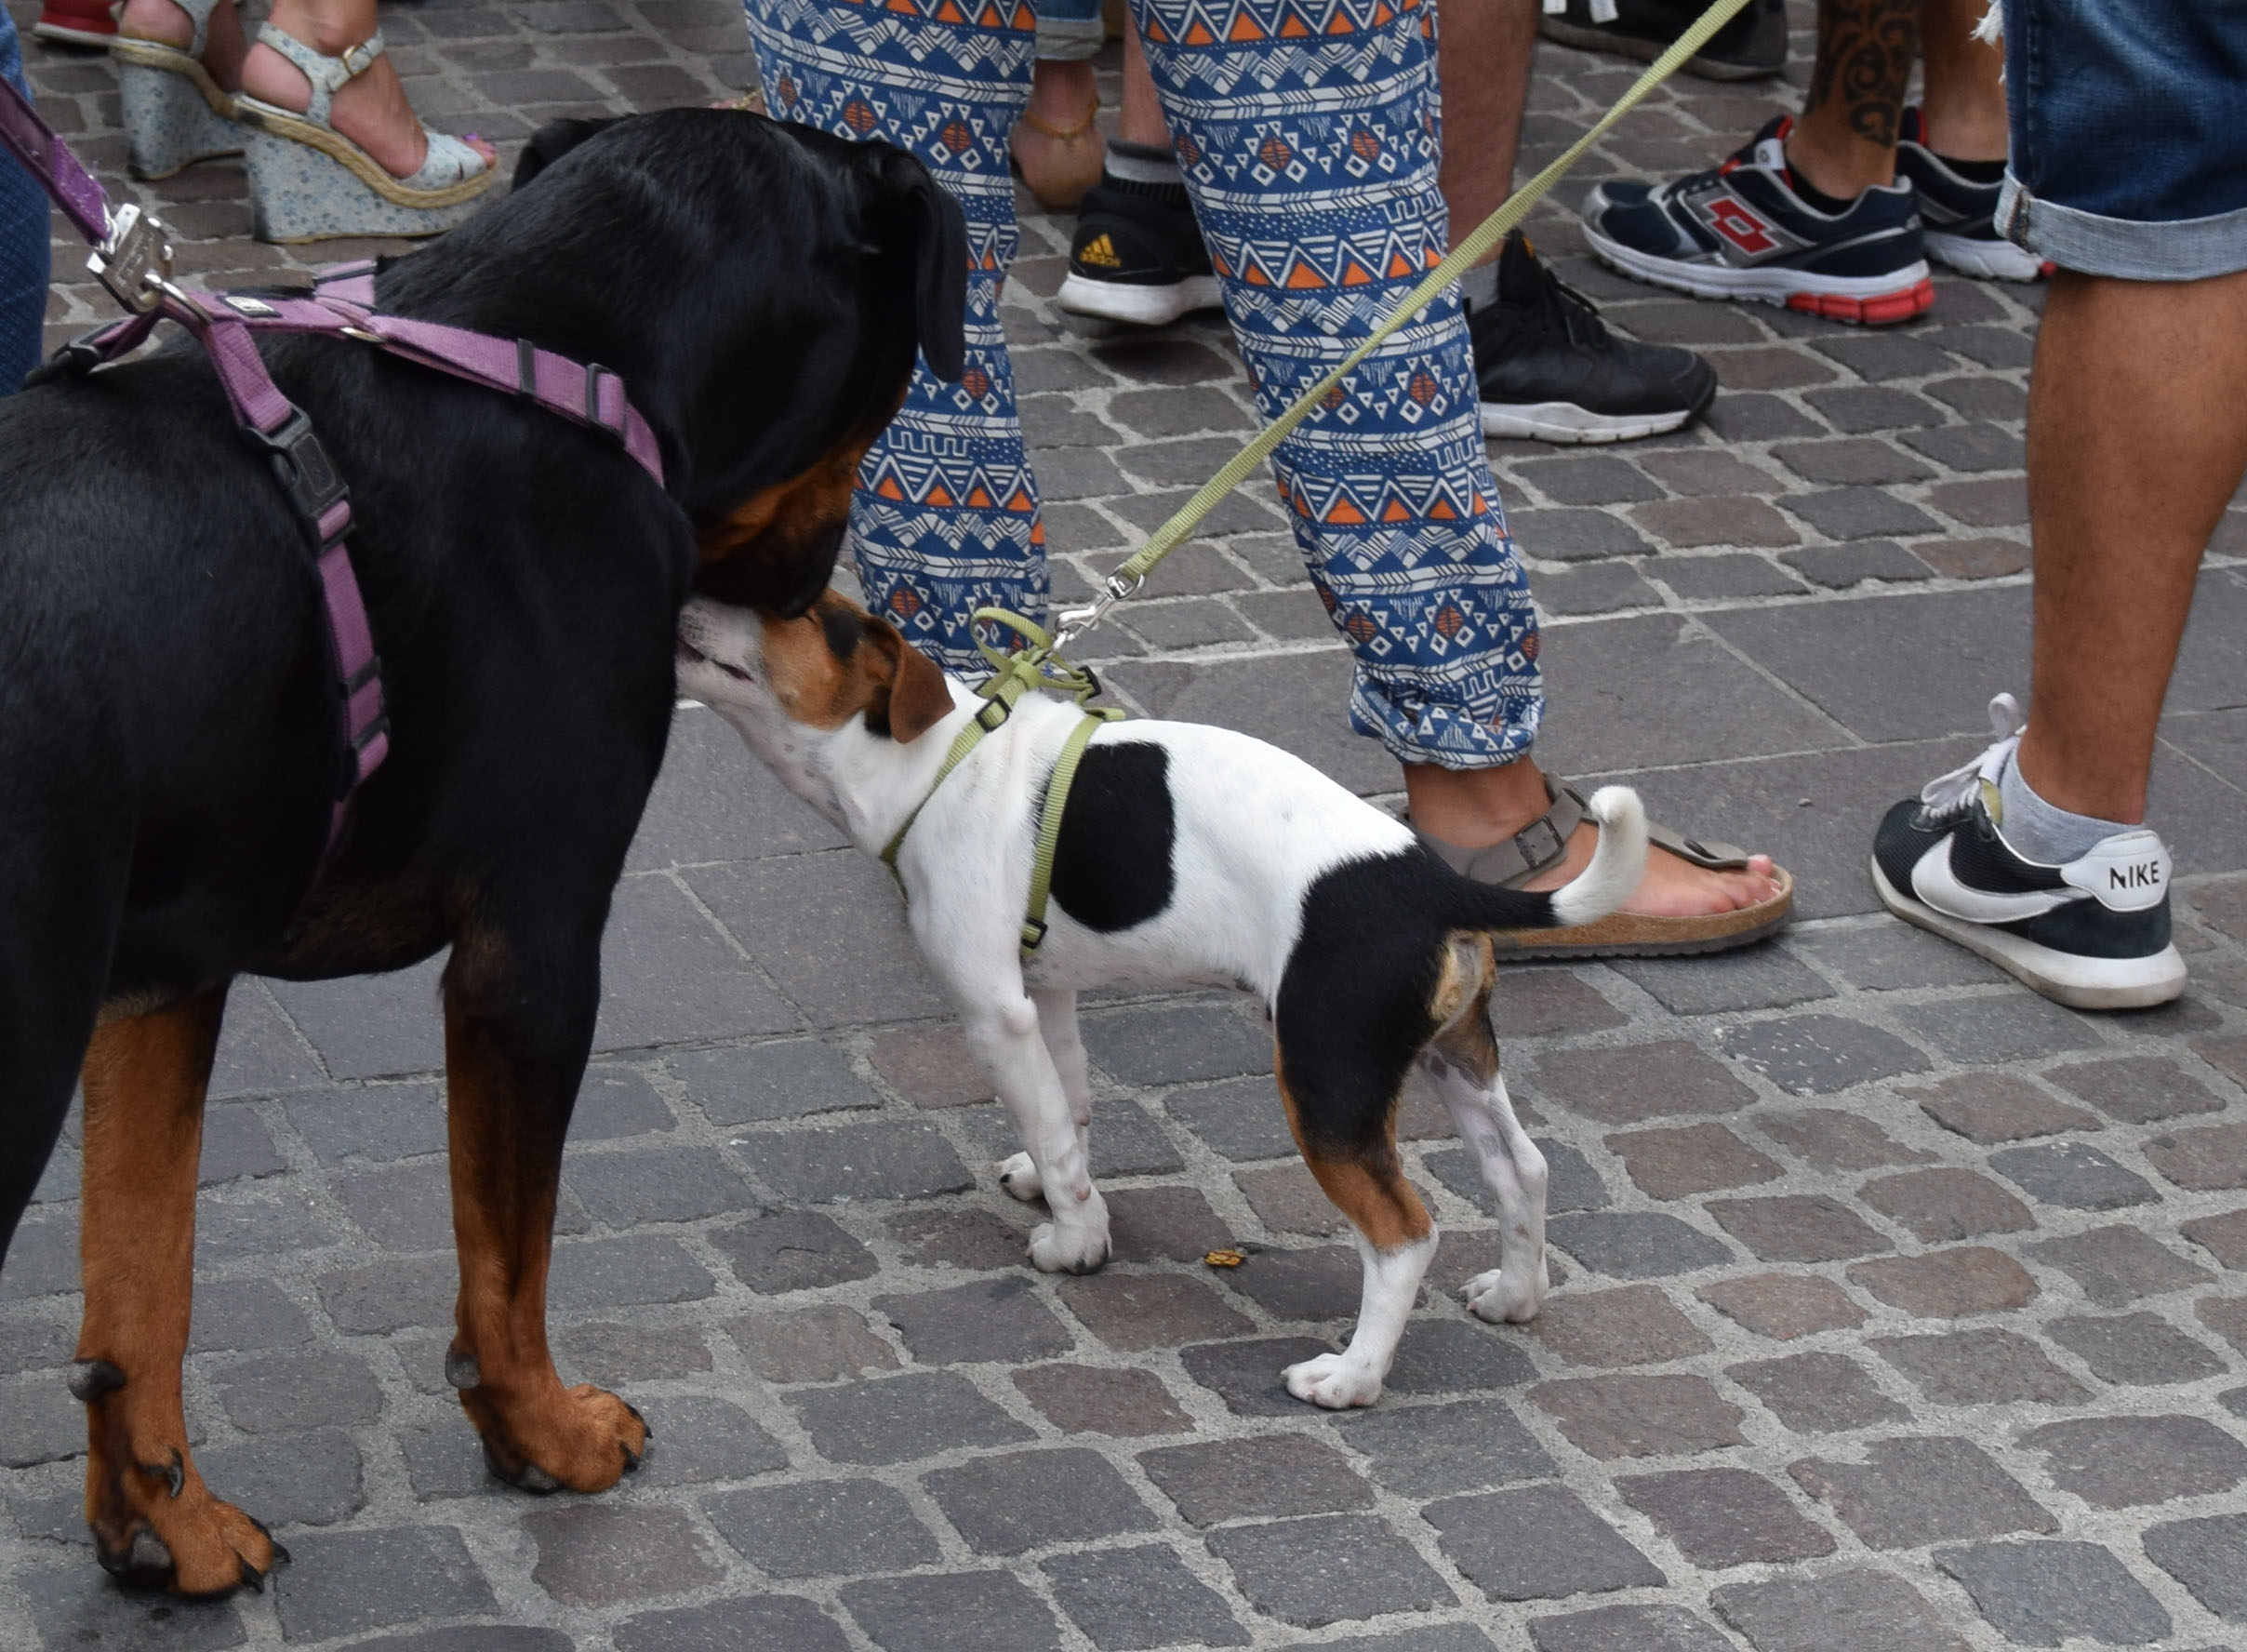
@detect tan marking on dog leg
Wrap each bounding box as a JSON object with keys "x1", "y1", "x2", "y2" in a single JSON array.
[
  {"x1": 1274, "y1": 1054, "x2": 1432, "y2": 1253},
  {"x1": 445, "y1": 999, "x2": 646, "y2": 1495},
  {"x1": 77, "y1": 985, "x2": 278, "y2": 1596}
]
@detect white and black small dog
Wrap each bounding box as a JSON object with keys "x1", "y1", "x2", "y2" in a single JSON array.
[{"x1": 676, "y1": 590, "x2": 1647, "y2": 1408}]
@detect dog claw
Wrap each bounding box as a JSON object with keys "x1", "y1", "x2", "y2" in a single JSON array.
[
  {"x1": 138, "y1": 1449, "x2": 185, "y2": 1499},
  {"x1": 68, "y1": 1357, "x2": 126, "y2": 1403},
  {"x1": 237, "y1": 1557, "x2": 265, "y2": 1594}
]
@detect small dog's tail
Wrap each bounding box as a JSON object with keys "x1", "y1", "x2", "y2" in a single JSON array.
[{"x1": 1440, "y1": 785, "x2": 1649, "y2": 932}]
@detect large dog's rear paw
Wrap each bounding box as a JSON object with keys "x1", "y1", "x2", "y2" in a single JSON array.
[
  {"x1": 91, "y1": 1468, "x2": 283, "y2": 1598},
  {"x1": 1283, "y1": 1352, "x2": 1383, "y2": 1409},
  {"x1": 1462, "y1": 1264, "x2": 1545, "y2": 1325},
  {"x1": 997, "y1": 1151, "x2": 1044, "y2": 1202},
  {"x1": 470, "y1": 1382, "x2": 649, "y2": 1494}
]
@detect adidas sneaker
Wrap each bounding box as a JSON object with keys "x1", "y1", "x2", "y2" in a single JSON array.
[
  {"x1": 1870, "y1": 696, "x2": 2187, "y2": 1009},
  {"x1": 1894, "y1": 107, "x2": 2050, "y2": 283},
  {"x1": 1057, "y1": 170, "x2": 1220, "y2": 327}
]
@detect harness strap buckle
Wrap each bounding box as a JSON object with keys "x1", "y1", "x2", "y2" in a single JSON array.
[
  {"x1": 87, "y1": 202, "x2": 174, "y2": 315},
  {"x1": 242, "y1": 406, "x2": 350, "y2": 546},
  {"x1": 1020, "y1": 916, "x2": 1048, "y2": 953},
  {"x1": 584, "y1": 362, "x2": 626, "y2": 444},
  {"x1": 975, "y1": 697, "x2": 1012, "y2": 732},
  {"x1": 341, "y1": 653, "x2": 383, "y2": 697},
  {"x1": 515, "y1": 337, "x2": 538, "y2": 399},
  {"x1": 22, "y1": 325, "x2": 117, "y2": 388}
]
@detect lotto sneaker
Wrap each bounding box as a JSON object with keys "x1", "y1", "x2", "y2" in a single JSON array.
[
  {"x1": 1057, "y1": 172, "x2": 1220, "y2": 327},
  {"x1": 1540, "y1": 0, "x2": 1787, "y2": 80},
  {"x1": 1870, "y1": 697, "x2": 2186, "y2": 1009},
  {"x1": 1468, "y1": 231, "x2": 1716, "y2": 443},
  {"x1": 33, "y1": 0, "x2": 118, "y2": 46},
  {"x1": 1894, "y1": 106, "x2": 2050, "y2": 282},
  {"x1": 1580, "y1": 115, "x2": 1934, "y2": 324}
]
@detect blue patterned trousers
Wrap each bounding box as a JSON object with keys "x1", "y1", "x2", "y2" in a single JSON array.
[
  {"x1": 0, "y1": 8, "x2": 51, "y2": 394},
  {"x1": 744, "y1": 0, "x2": 1543, "y2": 766}
]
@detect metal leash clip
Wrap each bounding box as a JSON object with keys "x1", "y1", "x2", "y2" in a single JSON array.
[
  {"x1": 1050, "y1": 569, "x2": 1144, "y2": 651},
  {"x1": 87, "y1": 202, "x2": 178, "y2": 314}
]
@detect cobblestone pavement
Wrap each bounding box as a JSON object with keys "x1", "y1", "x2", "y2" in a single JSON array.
[{"x1": 9, "y1": 1, "x2": 2247, "y2": 1647}]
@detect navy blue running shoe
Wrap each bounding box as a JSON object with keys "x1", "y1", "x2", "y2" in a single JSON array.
[
  {"x1": 1581, "y1": 115, "x2": 1934, "y2": 324},
  {"x1": 1894, "y1": 106, "x2": 2051, "y2": 283},
  {"x1": 1870, "y1": 696, "x2": 2185, "y2": 1009}
]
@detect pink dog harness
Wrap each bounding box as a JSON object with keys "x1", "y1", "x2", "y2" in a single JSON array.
[{"x1": 0, "y1": 79, "x2": 663, "y2": 863}]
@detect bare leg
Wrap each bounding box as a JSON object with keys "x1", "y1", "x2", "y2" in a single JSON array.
[
  {"x1": 1013, "y1": 57, "x2": 1103, "y2": 207},
  {"x1": 2012, "y1": 269, "x2": 2247, "y2": 822},
  {"x1": 1436, "y1": 0, "x2": 1538, "y2": 262},
  {"x1": 1784, "y1": 0, "x2": 1918, "y2": 198},
  {"x1": 1916, "y1": 0, "x2": 2005, "y2": 163},
  {"x1": 1117, "y1": 20, "x2": 1167, "y2": 148},
  {"x1": 117, "y1": 0, "x2": 247, "y2": 87}
]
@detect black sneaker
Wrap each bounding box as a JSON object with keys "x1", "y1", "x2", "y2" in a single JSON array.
[
  {"x1": 1469, "y1": 232, "x2": 1716, "y2": 443},
  {"x1": 1057, "y1": 168, "x2": 1220, "y2": 327},
  {"x1": 1581, "y1": 114, "x2": 1933, "y2": 324},
  {"x1": 1894, "y1": 106, "x2": 2049, "y2": 283},
  {"x1": 1540, "y1": 0, "x2": 1788, "y2": 80},
  {"x1": 1870, "y1": 697, "x2": 2185, "y2": 1009}
]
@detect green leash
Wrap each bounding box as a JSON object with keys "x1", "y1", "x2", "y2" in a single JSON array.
[
  {"x1": 1047, "y1": 0, "x2": 1754, "y2": 647},
  {"x1": 885, "y1": 0, "x2": 1750, "y2": 953}
]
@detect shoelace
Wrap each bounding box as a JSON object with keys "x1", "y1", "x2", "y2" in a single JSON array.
[
  {"x1": 1527, "y1": 254, "x2": 1613, "y2": 350},
  {"x1": 1920, "y1": 692, "x2": 2025, "y2": 816}
]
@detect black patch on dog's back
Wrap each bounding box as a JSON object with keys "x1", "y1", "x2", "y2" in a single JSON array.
[{"x1": 1050, "y1": 741, "x2": 1174, "y2": 933}]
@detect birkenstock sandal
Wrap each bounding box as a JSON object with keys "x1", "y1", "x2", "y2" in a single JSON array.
[
  {"x1": 233, "y1": 22, "x2": 492, "y2": 243},
  {"x1": 1418, "y1": 774, "x2": 1795, "y2": 958},
  {"x1": 1010, "y1": 95, "x2": 1103, "y2": 212},
  {"x1": 113, "y1": 0, "x2": 242, "y2": 180}
]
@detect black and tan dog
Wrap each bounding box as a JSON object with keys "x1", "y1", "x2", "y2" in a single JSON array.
[{"x1": 0, "y1": 111, "x2": 962, "y2": 1594}]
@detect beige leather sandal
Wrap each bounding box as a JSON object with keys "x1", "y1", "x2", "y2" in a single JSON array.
[{"x1": 1419, "y1": 776, "x2": 1794, "y2": 958}]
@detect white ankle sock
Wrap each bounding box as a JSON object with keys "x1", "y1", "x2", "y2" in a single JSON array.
[
  {"x1": 1997, "y1": 754, "x2": 2134, "y2": 864},
  {"x1": 1458, "y1": 260, "x2": 1499, "y2": 310}
]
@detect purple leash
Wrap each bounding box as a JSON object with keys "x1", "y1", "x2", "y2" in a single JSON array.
[{"x1": 0, "y1": 76, "x2": 663, "y2": 865}]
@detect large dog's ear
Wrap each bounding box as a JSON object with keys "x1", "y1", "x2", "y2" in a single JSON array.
[
  {"x1": 884, "y1": 153, "x2": 967, "y2": 383},
  {"x1": 514, "y1": 117, "x2": 619, "y2": 190},
  {"x1": 863, "y1": 620, "x2": 957, "y2": 742}
]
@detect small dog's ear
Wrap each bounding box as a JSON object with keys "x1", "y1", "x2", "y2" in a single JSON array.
[
  {"x1": 513, "y1": 117, "x2": 618, "y2": 190},
  {"x1": 864, "y1": 621, "x2": 956, "y2": 742}
]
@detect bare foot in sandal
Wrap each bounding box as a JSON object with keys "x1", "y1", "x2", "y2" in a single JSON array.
[
  {"x1": 237, "y1": 0, "x2": 496, "y2": 180},
  {"x1": 117, "y1": 0, "x2": 247, "y2": 85},
  {"x1": 1407, "y1": 758, "x2": 1785, "y2": 921},
  {"x1": 1012, "y1": 58, "x2": 1102, "y2": 211}
]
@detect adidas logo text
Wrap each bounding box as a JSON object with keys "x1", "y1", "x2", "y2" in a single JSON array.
[{"x1": 1077, "y1": 234, "x2": 1122, "y2": 269}]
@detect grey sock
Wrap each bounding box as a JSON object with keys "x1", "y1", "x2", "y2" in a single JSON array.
[
  {"x1": 1997, "y1": 753, "x2": 2134, "y2": 864},
  {"x1": 1106, "y1": 140, "x2": 1181, "y2": 186},
  {"x1": 1458, "y1": 260, "x2": 1499, "y2": 311}
]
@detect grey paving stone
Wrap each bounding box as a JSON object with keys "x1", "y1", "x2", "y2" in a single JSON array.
[
  {"x1": 1712, "y1": 1570, "x2": 1971, "y2": 1652},
  {"x1": 548, "y1": 1234, "x2": 715, "y2": 1310},
  {"x1": 613, "y1": 1597, "x2": 853, "y2": 1652},
  {"x1": 2142, "y1": 1512, "x2": 2247, "y2": 1621},
  {"x1": 925, "y1": 1446, "x2": 1156, "y2": 1553},
  {"x1": 567, "y1": 1065, "x2": 675, "y2": 1139},
  {"x1": 1331, "y1": 1396, "x2": 1553, "y2": 1496},
  {"x1": 788, "y1": 1370, "x2": 1034, "y2": 1465},
  {"x1": 1061, "y1": 1272, "x2": 1251, "y2": 1352},
  {"x1": 0, "y1": 1318, "x2": 71, "y2": 1377},
  {"x1": 1790, "y1": 1437, "x2": 2055, "y2": 1548},
  {"x1": 1729, "y1": 1351, "x2": 1910, "y2": 1433},
  {"x1": 1504, "y1": 505, "x2": 1652, "y2": 560},
  {"x1": 1429, "y1": 1139, "x2": 1608, "y2": 1215},
  {"x1": 332, "y1": 1158, "x2": 459, "y2": 1252},
  {"x1": 706, "y1": 1480, "x2": 939, "y2": 1579},
  {"x1": 2045, "y1": 1056, "x2": 2226, "y2": 1125},
  {"x1": 1221, "y1": 1245, "x2": 1360, "y2": 1319},
  {"x1": 1651, "y1": 552, "x2": 1808, "y2": 601},
  {"x1": 187, "y1": 1278, "x2": 314, "y2": 1353},
  {"x1": 1427, "y1": 1483, "x2": 1664, "y2": 1601},
  {"x1": 2019, "y1": 1414, "x2": 2247, "y2": 1508},
  {"x1": 199, "y1": 1105, "x2": 287, "y2": 1184},
  {"x1": 1899, "y1": 422, "x2": 2027, "y2": 473},
  {"x1": 841, "y1": 1570, "x2": 1065, "y2": 1652},
  {"x1": 349, "y1": 1631, "x2": 575, "y2": 1652},
  {"x1": 1013, "y1": 1362, "x2": 1194, "y2": 1437},
  {"x1": 2184, "y1": 1208, "x2": 2247, "y2": 1271},
  {"x1": 399, "y1": 1412, "x2": 490, "y2": 1502},
  {"x1": 198, "y1": 1188, "x2": 342, "y2": 1261},
  {"x1": 1164, "y1": 1074, "x2": 1296, "y2": 1160},
  {"x1": 1935, "y1": 1540, "x2": 2172, "y2": 1647},
  {"x1": 1140, "y1": 1433, "x2": 1373, "y2": 1525},
  {"x1": 1871, "y1": 1328, "x2": 2091, "y2": 1406},
  {"x1": 1772, "y1": 438, "x2": 1934, "y2": 486},
  {"x1": 0, "y1": 1377, "x2": 84, "y2": 1469},
  {"x1": 711, "y1": 1209, "x2": 878, "y2": 1294},
  {"x1": 2144, "y1": 1122, "x2": 2247, "y2": 1192},
  {"x1": 1895, "y1": 994, "x2": 2104, "y2": 1064},
  {"x1": 1179, "y1": 1336, "x2": 1340, "y2": 1416},
  {"x1": 961, "y1": 1097, "x2": 1183, "y2": 1177},
  {"x1": 285, "y1": 1083, "x2": 446, "y2": 1164},
  {"x1": 1858, "y1": 1167, "x2": 2032, "y2": 1242},
  {"x1": 1705, "y1": 1194, "x2": 1892, "y2": 1262},
  {"x1": 889, "y1": 1207, "x2": 1030, "y2": 1271},
  {"x1": 632, "y1": 1394, "x2": 787, "y2": 1485},
  {"x1": 1988, "y1": 1141, "x2": 2159, "y2": 1210},
  {"x1": 670, "y1": 1039, "x2": 880, "y2": 1124},
  {"x1": 314, "y1": 1253, "x2": 456, "y2": 1335},
  {"x1": 2028, "y1": 1225, "x2": 2215, "y2": 1306},
  {"x1": 1608, "y1": 949, "x2": 1830, "y2": 1016},
  {"x1": 1534, "y1": 1282, "x2": 1715, "y2": 1366},
  {"x1": 1208, "y1": 1513, "x2": 1454, "y2": 1626},
  {"x1": 566, "y1": 1145, "x2": 757, "y2": 1226},
  {"x1": 1529, "y1": 1604, "x2": 1733, "y2": 1652},
  {"x1": 558, "y1": 1321, "x2": 712, "y2": 1388},
  {"x1": 1783, "y1": 488, "x2": 1940, "y2": 540},
  {"x1": 1531, "y1": 1372, "x2": 1747, "y2": 1459},
  {"x1": 1316, "y1": 1632, "x2": 1499, "y2": 1652},
  {"x1": 1081, "y1": 1000, "x2": 1271, "y2": 1085},
  {"x1": 1536, "y1": 563, "x2": 1663, "y2": 615},
  {"x1": 1515, "y1": 454, "x2": 1664, "y2": 505},
  {"x1": 626, "y1": 705, "x2": 846, "y2": 872},
  {"x1": 876, "y1": 1277, "x2": 1072, "y2": 1365},
  {"x1": 523, "y1": 1502, "x2": 725, "y2": 1606},
  {"x1": 1548, "y1": 1211, "x2": 1735, "y2": 1278},
  {"x1": 17, "y1": 1562, "x2": 248, "y2": 1649},
  {"x1": 2047, "y1": 1312, "x2": 2228, "y2": 1385},
  {"x1": 1041, "y1": 1545, "x2": 1249, "y2": 1650},
  {"x1": 215, "y1": 1352, "x2": 384, "y2": 1434},
  {"x1": 736, "y1": 1118, "x2": 973, "y2": 1204},
  {"x1": 1804, "y1": 385, "x2": 1943, "y2": 433},
  {"x1": 1616, "y1": 1466, "x2": 1836, "y2": 1567},
  {"x1": 266, "y1": 960, "x2": 447, "y2": 1081},
  {"x1": 1495, "y1": 969, "x2": 1629, "y2": 1036},
  {"x1": 1782, "y1": 540, "x2": 1933, "y2": 588},
  {"x1": 1717, "y1": 1015, "x2": 1932, "y2": 1095},
  {"x1": 195, "y1": 1431, "x2": 364, "y2": 1528},
  {"x1": 1905, "y1": 1072, "x2": 2103, "y2": 1145},
  {"x1": 273, "y1": 1525, "x2": 496, "y2": 1642},
  {"x1": 0, "y1": 1212, "x2": 77, "y2": 1301},
  {"x1": 1383, "y1": 1318, "x2": 1541, "y2": 1394}
]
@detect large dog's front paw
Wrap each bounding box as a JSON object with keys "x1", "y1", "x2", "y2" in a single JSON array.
[
  {"x1": 86, "y1": 1450, "x2": 282, "y2": 1597},
  {"x1": 1462, "y1": 1263, "x2": 1546, "y2": 1325},
  {"x1": 998, "y1": 1151, "x2": 1044, "y2": 1202},
  {"x1": 1283, "y1": 1352, "x2": 1384, "y2": 1410},
  {"x1": 466, "y1": 1380, "x2": 649, "y2": 1494}
]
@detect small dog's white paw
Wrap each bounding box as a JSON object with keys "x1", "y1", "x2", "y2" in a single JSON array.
[
  {"x1": 1461, "y1": 1266, "x2": 1545, "y2": 1325},
  {"x1": 997, "y1": 1152, "x2": 1044, "y2": 1202},
  {"x1": 1283, "y1": 1352, "x2": 1382, "y2": 1409},
  {"x1": 1029, "y1": 1220, "x2": 1109, "y2": 1275}
]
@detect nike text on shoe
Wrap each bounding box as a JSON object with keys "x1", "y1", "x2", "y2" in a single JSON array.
[
  {"x1": 1869, "y1": 697, "x2": 2186, "y2": 1009},
  {"x1": 1580, "y1": 115, "x2": 1935, "y2": 324},
  {"x1": 1057, "y1": 174, "x2": 1221, "y2": 327},
  {"x1": 1469, "y1": 231, "x2": 1716, "y2": 443},
  {"x1": 1539, "y1": 0, "x2": 1787, "y2": 80},
  {"x1": 1895, "y1": 106, "x2": 2050, "y2": 282}
]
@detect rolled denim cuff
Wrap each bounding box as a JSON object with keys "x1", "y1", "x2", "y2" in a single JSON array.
[
  {"x1": 1034, "y1": 12, "x2": 1106, "y2": 60},
  {"x1": 2000, "y1": 173, "x2": 2247, "y2": 282}
]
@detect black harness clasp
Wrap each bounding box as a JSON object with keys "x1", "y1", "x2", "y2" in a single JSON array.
[{"x1": 243, "y1": 405, "x2": 350, "y2": 548}]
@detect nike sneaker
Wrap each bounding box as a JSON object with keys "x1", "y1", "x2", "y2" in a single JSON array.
[
  {"x1": 1870, "y1": 696, "x2": 2186, "y2": 1009},
  {"x1": 1580, "y1": 114, "x2": 1934, "y2": 324}
]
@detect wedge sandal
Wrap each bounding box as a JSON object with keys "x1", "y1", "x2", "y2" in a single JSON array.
[
  {"x1": 233, "y1": 22, "x2": 492, "y2": 243},
  {"x1": 1419, "y1": 775, "x2": 1794, "y2": 958},
  {"x1": 113, "y1": 0, "x2": 242, "y2": 180}
]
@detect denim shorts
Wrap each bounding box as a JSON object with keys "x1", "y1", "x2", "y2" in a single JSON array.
[
  {"x1": 1034, "y1": 0, "x2": 1105, "y2": 61},
  {"x1": 1998, "y1": 0, "x2": 2247, "y2": 279}
]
